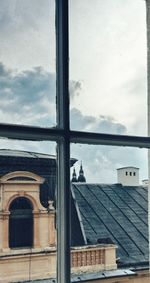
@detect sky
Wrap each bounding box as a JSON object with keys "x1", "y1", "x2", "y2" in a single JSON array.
[{"x1": 0, "y1": 0, "x2": 148, "y2": 183}]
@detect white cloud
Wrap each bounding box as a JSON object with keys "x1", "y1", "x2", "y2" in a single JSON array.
[
  {"x1": 69, "y1": 0, "x2": 147, "y2": 136},
  {"x1": 0, "y1": 62, "x2": 144, "y2": 183},
  {"x1": 0, "y1": 62, "x2": 128, "y2": 135},
  {"x1": 0, "y1": 0, "x2": 148, "y2": 182},
  {"x1": 0, "y1": 0, "x2": 55, "y2": 71},
  {"x1": 0, "y1": 63, "x2": 56, "y2": 126},
  {"x1": 70, "y1": 108, "x2": 126, "y2": 134},
  {"x1": 0, "y1": 0, "x2": 147, "y2": 135}
]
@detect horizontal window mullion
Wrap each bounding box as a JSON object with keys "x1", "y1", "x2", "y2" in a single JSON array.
[
  {"x1": 70, "y1": 130, "x2": 150, "y2": 148},
  {"x1": 0, "y1": 124, "x2": 149, "y2": 149},
  {"x1": 0, "y1": 124, "x2": 65, "y2": 141}
]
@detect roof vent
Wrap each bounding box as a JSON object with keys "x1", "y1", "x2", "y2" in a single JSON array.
[{"x1": 97, "y1": 237, "x2": 114, "y2": 245}]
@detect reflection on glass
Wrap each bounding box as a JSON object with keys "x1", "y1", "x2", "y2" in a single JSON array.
[
  {"x1": 70, "y1": 144, "x2": 149, "y2": 281},
  {"x1": 0, "y1": 0, "x2": 56, "y2": 127},
  {"x1": 69, "y1": 0, "x2": 147, "y2": 136},
  {"x1": 0, "y1": 139, "x2": 57, "y2": 281}
]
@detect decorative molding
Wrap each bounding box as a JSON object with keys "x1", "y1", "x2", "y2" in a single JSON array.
[{"x1": 0, "y1": 171, "x2": 45, "y2": 184}]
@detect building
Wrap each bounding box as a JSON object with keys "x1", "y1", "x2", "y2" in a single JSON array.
[
  {"x1": 117, "y1": 166, "x2": 139, "y2": 186},
  {"x1": 0, "y1": 150, "x2": 149, "y2": 283},
  {"x1": 70, "y1": 166, "x2": 150, "y2": 283}
]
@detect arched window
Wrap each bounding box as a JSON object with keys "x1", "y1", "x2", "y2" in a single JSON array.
[{"x1": 9, "y1": 197, "x2": 33, "y2": 248}]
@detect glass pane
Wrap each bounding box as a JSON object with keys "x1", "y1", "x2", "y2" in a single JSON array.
[
  {"x1": 70, "y1": 144, "x2": 149, "y2": 280},
  {"x1": 69, "y1": 0, "x2": 147, "y2": 136},
  {"x1": 0, "y1": 139, "x2": 57, "y2": 281},
  {"x1": 0, "y1": 0, "x2": 56, "y2": 127}
]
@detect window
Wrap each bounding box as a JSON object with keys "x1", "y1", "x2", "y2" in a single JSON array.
[
  {"x1": 9, "y1": 197, "x2": 33, "y2": 248},
  {"x1": 0, "y1": 1, "x2": 149, "y2": 283},
  {"x1": 130, "y1": 172, "x2": 132, "y2": 176},
  {"x1": 126, "y1": 171, "x2": 128, "y2": 176}
]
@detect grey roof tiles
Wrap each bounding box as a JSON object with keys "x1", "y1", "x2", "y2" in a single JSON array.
[{"x1": 71, "y1": 183, "x2": 149, "y2": 266}]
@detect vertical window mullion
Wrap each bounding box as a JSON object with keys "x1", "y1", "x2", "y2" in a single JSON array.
[
  {"x1": 146, "y1": 0, "x2": 150, "y2": 268},
  {"x1": 57, "y1": 140, "x2": 70, "y2": 283},
  {"x1": 56, "y1": 1, "x2": 70, "y2": 283},
  {"x1": 147, "y1": 0, "x2": 150, "y2": 136}
]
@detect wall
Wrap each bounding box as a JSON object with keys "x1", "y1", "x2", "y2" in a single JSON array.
[
  {"x1": 0, "y1": 249, "x2": 56, "y2": 283},
  {"x1": 117, "y1": 167, "x2": 139, "y2": 186}
]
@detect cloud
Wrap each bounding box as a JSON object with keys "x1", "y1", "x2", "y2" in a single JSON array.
[
  {"x1": 70, "y1": 104, "x2": 146, "y2": 185},
  {"x1": 0, "y1": 62, "x2": 147, "y2": 184},
  {"x1": 69, "y1": 0, "x2": 147, "y2": 136},
  {"x1": 0, "y1": 0, "x2": 55, "y2": 71},
  {"x1": 0, "y1": 1, "x2": 147, "y2": 184},
  {"x1": 70, "y1": 108, "x2": 127, "y2": 134},
  {"x1": 71, "y1": 144, "x2": 147, "y2": 184},
  {"x1": 0, "y1": 62, "x2": 128, "y2": 135},
  {"x1": 0, "y1": 63, "x2": 56, "y2": 126},
  {"x1": 69, "y1": 81, "x2": 82, "y2": 99},
  {"x1": 0, "y1": 0, "x2": 51, "y2": 33}
]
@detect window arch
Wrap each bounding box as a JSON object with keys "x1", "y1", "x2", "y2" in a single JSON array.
[{"x1": 9, "y1": 197, "x2": 33, "y2": 248}]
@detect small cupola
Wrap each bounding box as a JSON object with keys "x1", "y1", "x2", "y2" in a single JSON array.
[
  {"x1": 71, "y1": 167, "x2": 77, "y2": 182},
  {"x1": 77, "y1": 163, "x2": 86, "y2": 183},
  {"x1": 117, "y1": 166, "x2": 139, "y2": 186}
]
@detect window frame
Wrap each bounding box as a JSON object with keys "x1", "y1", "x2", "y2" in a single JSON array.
[{"x1": 0, "y1": 1, "x2": 149, "y2": 283}]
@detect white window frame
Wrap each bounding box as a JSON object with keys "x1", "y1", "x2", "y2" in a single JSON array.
[{"x1": 0, "y1": 1, "x2": 150, "y2": 283}]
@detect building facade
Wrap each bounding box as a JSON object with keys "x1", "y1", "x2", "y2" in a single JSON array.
[{"x1": 0, "y1": 150, "x2": 149, "y2": 283}]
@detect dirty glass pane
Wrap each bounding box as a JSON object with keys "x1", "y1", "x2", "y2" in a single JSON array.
[
  {"x1": 0, "y1": 0, "x2": 56, "y2": 127},
  {"x1": 69, "y1": 0, "x2": 147, "y2": 136},
  {"x1": 0, "y1": 139, "x2": 57, "y2": 282},
  {"x1": 70, "y1": 143, "x2": 148, "y2": 280}
]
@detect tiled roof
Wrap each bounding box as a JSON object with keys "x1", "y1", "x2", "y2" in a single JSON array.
[
  {"x1": 0, "y1": 149, "x2": 77, "y2": 164},
  {"x1": 22, "y1": 269, "x2": 135, "y2": 283},
  {"x1": 0, "y1": 149, "x2": 55, "y2": 159},
  {"x1": 71, "y1": 183, "x2": 149, "y2": 267},
  {"x1": 0, "y1": 149, "x2": 147, "y2": 268}
]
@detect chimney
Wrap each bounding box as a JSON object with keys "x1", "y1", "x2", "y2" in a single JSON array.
[{"x1": 117, "y1": 167, "x2": 139, "y2": 186}]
